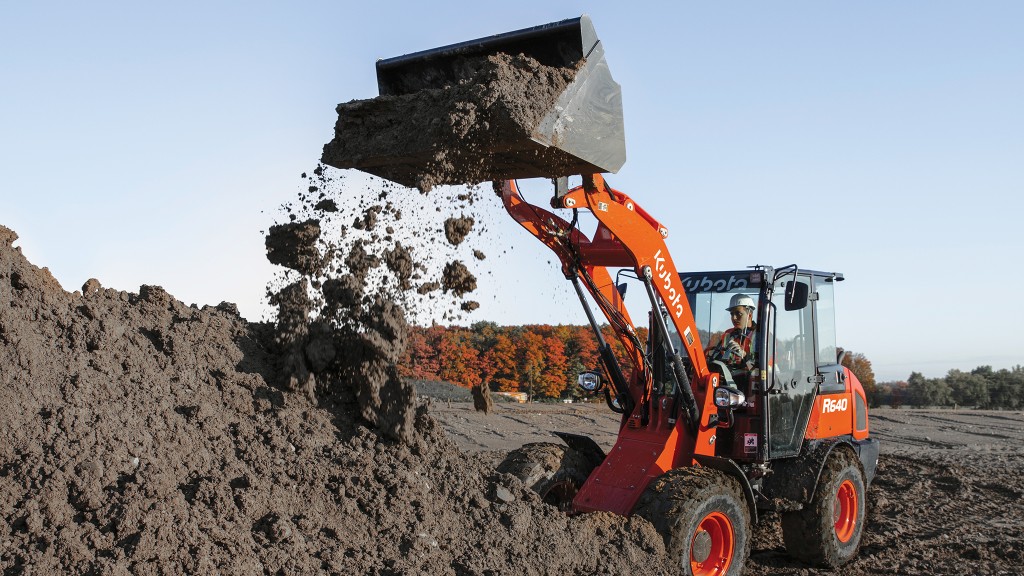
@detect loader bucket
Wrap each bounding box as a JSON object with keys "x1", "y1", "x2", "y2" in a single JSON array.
[{"x1": 321, "y1": 15, "x2": 626, "y2": 189}]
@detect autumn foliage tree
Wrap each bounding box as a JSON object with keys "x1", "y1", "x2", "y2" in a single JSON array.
[
  {"x1": 436, "y1": 328, "x2": 481, "y2": 388},
  {"x1": 401, "y1": 323, "x2": 599, "y2": 399},
  {"x1": 538, "y1": 335, "x2": 569, "y2": 398},
  {"x1": 483, "y1": 333, "x2": 519, "y2": 392},
  {"x1": 516, "y1": 330, "x2": 545, "y2": 400},
  {"x1": 402, "y1": 323, "x2": 1022, "y2": 409},
  {"x1": 840, "y1": 350, "x2": 877, "y2": 399}
]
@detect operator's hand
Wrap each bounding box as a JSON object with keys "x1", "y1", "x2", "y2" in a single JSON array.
[
  {"x1": 708, "y1": 342, "x2": 726, "y2": 361},
  {"x1": 727, "y1": 340, "x2": 744, "y2": 358}
]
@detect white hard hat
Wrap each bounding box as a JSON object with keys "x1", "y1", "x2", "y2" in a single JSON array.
[{"x1": 727, "y1": 294, "x2": 755, "y2": 311}]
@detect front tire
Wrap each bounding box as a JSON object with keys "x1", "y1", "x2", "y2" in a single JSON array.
[
  {"x1": 781, "y1": 447, "x2": 867, "y2": 567},
  {"x1": 496, "y1": 442, "x2": 595, "y2": 512},
  {"x1": 634, "y1": 467, "x2": 751, "y2": 576}
]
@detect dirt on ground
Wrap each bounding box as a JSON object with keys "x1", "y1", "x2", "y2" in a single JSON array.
[{"x1": 433, "y1": 401, "x2": 1024, "y2": 575}]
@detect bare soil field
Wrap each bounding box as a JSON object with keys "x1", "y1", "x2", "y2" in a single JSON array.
[{"x1": 434, "y1": 402, "x2": 1024, "y2": 575}]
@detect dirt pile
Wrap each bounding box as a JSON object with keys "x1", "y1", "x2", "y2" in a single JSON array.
[
  {"x1": 321, "y1": 53, "x2": 580, "y2": 191},
  {"x1": 1, "y1": 224, "x2": 680, "y2": 574}
]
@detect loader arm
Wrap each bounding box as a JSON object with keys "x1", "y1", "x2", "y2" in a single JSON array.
[
  {"x1": 499, "y1": 175, "x2": 722, "y2": 517},
  {"x1": 498, "y1": 180, "x2": 647, "y2": 395}
]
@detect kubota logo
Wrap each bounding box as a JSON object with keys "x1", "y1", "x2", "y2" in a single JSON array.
[
  {"x1": 653, "y1": 249, "x2": 684, "y2": 318},
  {"x1": 822, "y1": 398, "x2": 848, "y2": 413}
]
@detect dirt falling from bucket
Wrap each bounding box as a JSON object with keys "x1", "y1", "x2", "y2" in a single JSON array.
[{"x1": 263, "y1": 165, "x2": 494, "y2": 444}]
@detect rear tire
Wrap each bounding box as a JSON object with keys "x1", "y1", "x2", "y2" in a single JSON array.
[
  {"x1": 781, "y1": 447, "x2": 866, "y2": 567},
  {"x1": 496, "y1": 442, "x2": 594, "y2": 512},
  {"x1": 634, "y1": 467, "x2": 751, "y2": 576}
]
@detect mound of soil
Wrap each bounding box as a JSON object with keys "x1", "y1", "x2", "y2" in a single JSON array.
[{"x1": 1, "y1": 223, "x2": 679, "y2": 574}]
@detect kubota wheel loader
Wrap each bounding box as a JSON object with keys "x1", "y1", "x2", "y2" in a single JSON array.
[{"x1": 323, "y1": 15, "x2": 880, "y2": 575}]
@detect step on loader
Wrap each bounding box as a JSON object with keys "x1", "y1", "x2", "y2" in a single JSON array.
[{"x1": 325, "y1": 15, "x2": 879, "y2": 575}]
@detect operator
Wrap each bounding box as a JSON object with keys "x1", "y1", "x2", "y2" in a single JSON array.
[{"x1": 708, "y1": 294, "x2": 758, "y2": 377}]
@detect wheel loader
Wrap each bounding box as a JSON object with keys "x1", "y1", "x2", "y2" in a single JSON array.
[{"x1": 322, "y1": 15, "x2": 879, "y2": 575}]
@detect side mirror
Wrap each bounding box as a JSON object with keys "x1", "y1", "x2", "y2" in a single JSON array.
[{"x1": 784, "y1": 281, "x2": 809, "y2": 311}]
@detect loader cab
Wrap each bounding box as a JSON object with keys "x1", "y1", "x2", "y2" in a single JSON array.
[{"x1": 679, "y1": 267, "x2": 844, "y2": 461}]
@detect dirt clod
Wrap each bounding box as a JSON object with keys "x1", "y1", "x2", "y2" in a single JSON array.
[
  {"x1": 471, "y1": 384, "x2": 492, "y2": 414},
  {"x1": 265, "y1": 219, "x2": 324, "y2": 276},
  {"x1": 444, "y1": 216, "x2": 474, "y2": 246},
  {"x1": 441, "y1": 260, "x2": 476, "y2": 297}
]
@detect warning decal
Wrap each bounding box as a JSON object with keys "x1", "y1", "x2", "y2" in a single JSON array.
[{"x1": 744, "y1": 433, "x2": 758, "y2": 454}]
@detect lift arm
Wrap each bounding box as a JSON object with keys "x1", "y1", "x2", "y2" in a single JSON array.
[{"x1": 498, "y1": 176, "x2": 723, "y2": 516}]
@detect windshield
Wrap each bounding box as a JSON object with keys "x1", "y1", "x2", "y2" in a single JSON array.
[{"x1": 681, "y1": 271, "x2": 765, "y2": 354}]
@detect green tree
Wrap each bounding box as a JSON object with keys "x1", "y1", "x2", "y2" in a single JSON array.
[
  {"x1": 986, "y1": 365, "x2": 1024, "y2": 409},
  {"x1": 907, "y1": 371, "x2": 952, "y2": 407},
  {"x1": 947, "y1": 369, "x2": 988, "y2": 407}
]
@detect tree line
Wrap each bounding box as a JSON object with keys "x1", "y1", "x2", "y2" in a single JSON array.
[
  {"x1": 872, "y1": 366, "x2": 1024, "y2": 409},
  {"x1": 399, "y1": 321, "x2": 645, "y2": 401},
  {"x1": 401, "y1": 323, "x2": 1020, "y2": 410}
]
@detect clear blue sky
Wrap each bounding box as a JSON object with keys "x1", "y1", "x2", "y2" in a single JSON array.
[{"x1": 2, "y1": 2, "x2": 1021, "y2": 382}]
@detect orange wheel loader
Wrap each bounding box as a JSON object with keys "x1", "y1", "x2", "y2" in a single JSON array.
[{"x1": 323, "y1": 15, "x2": 879, "y2": 575}]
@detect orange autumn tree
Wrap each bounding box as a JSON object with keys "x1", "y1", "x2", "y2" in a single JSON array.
[
  {"x1": 484, "y1": 333, "x2": 520, "y2": 392},
  {"x1": 401, "y1": 322, "x2": 648, "y2": 399},
  {"x1": 516, "y1": 330, "x2": 545, "y2": 400},
  {"x1": 436, "y1": 328, "x2": 481, "y2": 388},
  {"x1": 400, "y1": 324, "x2": 440, "y2": 380},
  {"x1": 537, "y1": 335, "x2": 570, "y2": 398}
]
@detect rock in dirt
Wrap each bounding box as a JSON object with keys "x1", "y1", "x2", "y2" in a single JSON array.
[{"x1": 471, "y1": 384, "x2": 492, "y2": 414}]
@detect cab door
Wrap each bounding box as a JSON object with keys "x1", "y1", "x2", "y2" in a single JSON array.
[{"x1": 766, "y1": 273, "x2": 817, "y2": 457}]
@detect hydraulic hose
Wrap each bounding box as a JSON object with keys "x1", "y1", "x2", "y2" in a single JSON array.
[
  {"x1": 640, "y1": 267, "x2": 700, "y2": 434},
  {"x1": 570, "y1": 274, "x2": 634, "y2": 415}
]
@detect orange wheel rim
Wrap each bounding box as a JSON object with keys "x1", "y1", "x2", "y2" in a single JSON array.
[
  {"x1": 689, "y1": 511, "x2": 734, "y2": 576},
  {"x1": 834, "y1": 479, "x2": 858, "y2": 543}
]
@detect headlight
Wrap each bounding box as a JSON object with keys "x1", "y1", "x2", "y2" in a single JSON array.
[
  {"x1": 577, "y1": 370, "x2": 603, "y2": 393},
  {"x1": 714, "y1": 386, "x2": 746, "y2": 408}
]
